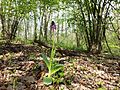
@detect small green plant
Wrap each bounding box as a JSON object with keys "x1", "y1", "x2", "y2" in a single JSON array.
[
  {"x1": 41, "y1": 52, "x2": 63, "y2": 85},
  {"x1": 52, "y1": 70, "x2": 64, "y2": 84},
  {"x1": 41, "y1": 33, "x2": 63, "y2": 85}
]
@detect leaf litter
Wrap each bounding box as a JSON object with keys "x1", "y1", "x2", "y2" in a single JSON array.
[{"x1": 0, "y1": 44, "x2": 120, "y2": 90}]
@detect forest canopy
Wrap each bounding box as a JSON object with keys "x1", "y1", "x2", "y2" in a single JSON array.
[{"x1": 0, "y1": 0, "x2": 120, "y2": 54}]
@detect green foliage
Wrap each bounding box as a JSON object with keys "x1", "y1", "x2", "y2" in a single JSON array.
[
  {"x1": 56, "y1": 33, "x2": 86, "y2": 51},
  {"x1": 52, "y1": 70, "x2": 64, "y2": 84},
  {"x1": 24, "y1": 40, "x2": 33, "y2": 44},
  {"x1": 41, "y1": 36, "x2": 63, "y2": 85},
  {"x1": 43, "y1": 77, "x2": 53, "y2": 85},
  {"x1": 1, "y1": 0, "x2": 38, "y2": 19},
  {"x1": 41, "y1": 53, "x2": 63, "y2": 77},
  {"x1": 103, "y1": 31, "x2": 120, "y2": 56}
]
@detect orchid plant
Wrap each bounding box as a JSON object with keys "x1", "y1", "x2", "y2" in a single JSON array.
[{"x1": 41, "y1": 32, "x2": 63, "y2": 85}]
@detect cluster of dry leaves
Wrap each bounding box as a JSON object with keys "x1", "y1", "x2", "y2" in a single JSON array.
[{"x1": 0, "y1": 44, "x2": 120, "y2": 90}]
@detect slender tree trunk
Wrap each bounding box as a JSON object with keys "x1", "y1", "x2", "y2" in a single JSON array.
[
  {"x1": 39, "y1": 6, "x2": 44, "y2": 41},
  {"x1": 24, "y1": 18, "x2": 29, "y2": 42},
  {"x1": 44, "y1": 9, "x2": 50, "y2": 41},
  {"x1": 44, "y1": 13, "x2": 47, "y2": 41},
  {"x1": 78, "y1": 1, "x2": 90, "y2": 51},
  {"x1": 75, "y1": 30, "x2": 80, "y2": 47},
  {"x1": 0, "y1": 4, "x2": 6, "y2": 39},
  {"x1": 33, "y1": 11, "x2": 37, "y2": 41},
  {"x1": 10, "y1": 18, "x2": 19, "y2": 40}
]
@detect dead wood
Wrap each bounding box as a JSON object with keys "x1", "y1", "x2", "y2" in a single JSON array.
[{"x1": 34, "y1": 40, "x2": 81, "y2": 56}]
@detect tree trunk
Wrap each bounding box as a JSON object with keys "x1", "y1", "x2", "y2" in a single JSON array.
[
  {"x1": 0, "y1": 4, "x2": 6, "y2": 39},
  {"x1": 33, "y1": 11, "x2": 37, "y2": 41},
  {"x1": 10, "y1": 19, "x2": 19, "y2": 40},
  {"x1": 39, "y1": 6, "x2": 44, "y2": 41},
  {"x1": 77, "y1": 0, "x2": 111, "y2": 54},
  {"x1": 75, "y1": 30, "x2": 80, "y2": 47},
  {"x1": 44, "y1": 9, "x2": 50, "y2": 41},
  {"x1": 25, "y1": 18, "x2": 29, "y2": 42}
]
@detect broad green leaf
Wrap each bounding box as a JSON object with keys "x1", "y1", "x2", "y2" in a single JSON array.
[
  {"x1": 41, "y1": 53, "x2": 50, "y2": 68},
  {"x1": 51, "y1": 64, "x2": 63, "y2": 75},
  {"x1": 43, "y1": 77, "x2": 52, "y2": 85}
]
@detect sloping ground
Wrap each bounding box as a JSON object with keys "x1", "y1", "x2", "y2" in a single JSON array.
[{"x1": 0, "y1": 44, "x2": 120, "y2": 90}]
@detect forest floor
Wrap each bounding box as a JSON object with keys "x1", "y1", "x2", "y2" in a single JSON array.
[{"x1": 0, "y1": 43, "x2": 120, "y2": 90}]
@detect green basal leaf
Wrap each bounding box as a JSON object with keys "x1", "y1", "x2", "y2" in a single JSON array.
[
  {"x1": 51, "y1": 64, "x2": 63, "y2": 75},
  {"x1": 41, "y1": 53, "x2": 50, "y2": 69},
  {"x1": 43, "y1": 77, "x2": 53, "y2": 85}
]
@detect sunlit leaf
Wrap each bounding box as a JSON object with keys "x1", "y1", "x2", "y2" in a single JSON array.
[
  {"x1": 43, "y1": 77, "x2": 53, "y2": 85},
  {"x1": 41, "y1": 53, "x2": 50, "y2": 69},
  {"x1": 51, "y1": 64, "x2": 64, "y2": 75}
]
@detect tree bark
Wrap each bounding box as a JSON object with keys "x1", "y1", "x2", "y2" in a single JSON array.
[
  {"x1": 39, "y1": 8, "x2": 44, "y2": 41},
  {"x1": 0, "y1": 4, "x2": 6, "y2": 39},
  {"x1": 33, "y1": 11, "x2": 37, "y2": 41}
]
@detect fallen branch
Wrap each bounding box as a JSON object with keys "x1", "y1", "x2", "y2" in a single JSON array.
[{"x1": 34, "y1": 40, "x2": 81, "y2": 56}]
